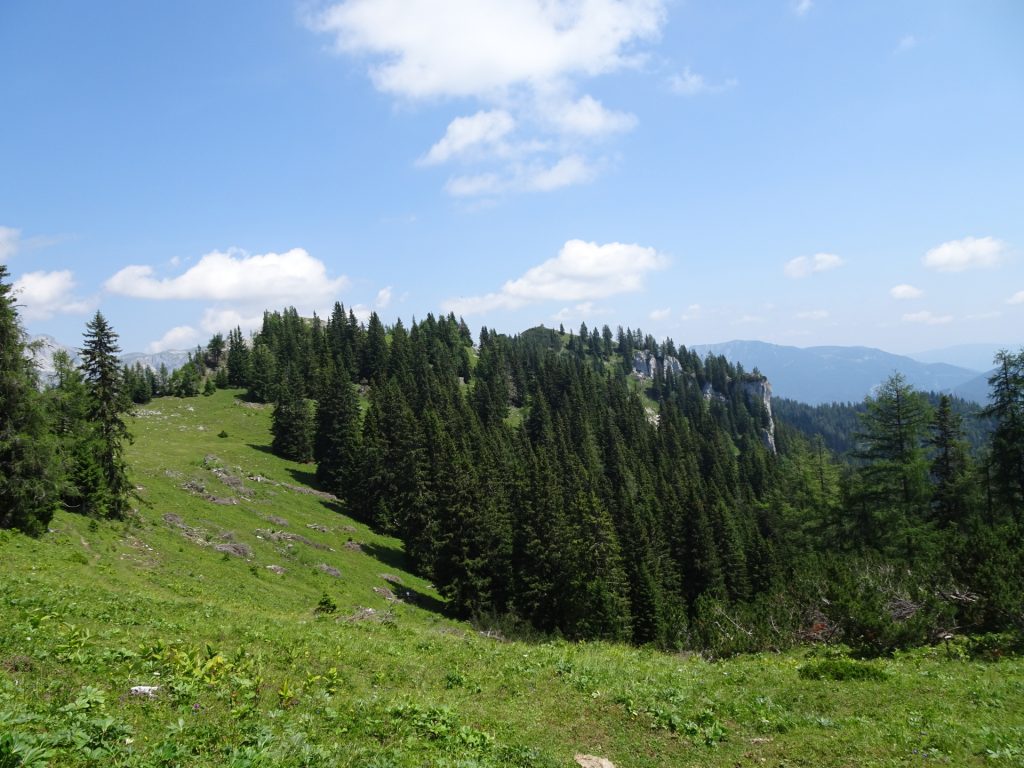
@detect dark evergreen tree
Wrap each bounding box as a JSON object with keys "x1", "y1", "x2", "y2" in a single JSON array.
[
  {"x1": 271, "y1": 372, "x2": 315, "y2": 462},
  {"x1": 983, "y1": 349, "x2": 1024, "y2": 515},
  {"x1": 79, "y1": 311, "x2": 133, "y2": 518},
  {"x1": 0, "y1": 266, "x2": 59, "y2": 534},
  {"x1": 314, "y1": 363, "x2": 362, "y2": 501}
]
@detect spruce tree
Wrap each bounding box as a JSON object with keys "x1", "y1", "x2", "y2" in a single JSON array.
[
  {"x1": 79, "y1": 311, "x2": 133, "y2": 518},
  {"x1": 271, "y1": 372, "x2": 315, "y2": 462},
  {"x1": 0, "y1": 265, "x2": 60, "y2": 534},
  {"x1": 314, "y1": 363, "x2": 361, "y2": 500},
  {"x1": 983, "y1": 349, "x2": 1024, "y2": 515}
]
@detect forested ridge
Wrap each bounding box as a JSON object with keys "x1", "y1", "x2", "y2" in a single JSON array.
[{"x1": 4, "y1": 273, "x2": 1023, "y2": 655}]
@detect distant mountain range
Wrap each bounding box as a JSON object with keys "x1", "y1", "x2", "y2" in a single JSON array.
[
  {"x1": 690, "y1": 340, "x2": 997, "y2": 405},
  {"x1": 28, "y1": 334, "x2": 192, "y2": 382}
]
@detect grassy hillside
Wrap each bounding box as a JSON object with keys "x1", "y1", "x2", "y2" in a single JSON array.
[{"x1": 1, "y1": 389, "x2": 1022, "y2": 767}]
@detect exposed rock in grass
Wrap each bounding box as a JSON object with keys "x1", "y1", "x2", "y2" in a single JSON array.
[
  {"x1": 256, "y1": 529, "x2": 329, "y2": 550},
  {"x1": 343, "y1": 540, "x2": 363, "y2": 552},
  {"x1": 380, "y1": 573, "x2": 402, "y2": 585},
  {"x1": 306, "y1": 523, "x2": 329, "y2": 533},
  {"x1": 279, "y1": 482, "x2": 338, "y2": 502},
  {"x1": 316, "y1": 563, "x2": 342, "y2": 578},
  {"x1": 373, "y1": 586, "x2": 400, "y2": 602},
  {"x1": 264, "y1": 515, "x2": 289, "y2": 526},
  {"x1": 214, "y1": 542, "x2": 252, "y2": 558},
  {"x1": 265, "y1": 565, "x2": 286, "y2": 575},
  {"x1": 341, "y1": 606, "x2": 394, "y2": 623},
  {"x1": 181, "y1": 478, "x2": 238, "y2": 505},
  {"x1": 341, "y1": 525, "x2": 357, "y2": 533},
  {"x1": 129, "y1": 685, "x2": 160, "y2": 698},
  {"x1": 575, "y1": 756, "x2": 615, "y2": 768}
]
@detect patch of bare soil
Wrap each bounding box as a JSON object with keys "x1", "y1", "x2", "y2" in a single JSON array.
[{"x1": 1, "y1": 655, "x2": 34, "y2": 673}]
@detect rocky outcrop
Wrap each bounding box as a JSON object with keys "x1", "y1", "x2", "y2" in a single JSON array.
[
  {"x1": 741, "y1": 377, "x2": 777, "y2": 454},
  {"x1": 631, "y1": 351, "x2": 683, "y2": 380}
]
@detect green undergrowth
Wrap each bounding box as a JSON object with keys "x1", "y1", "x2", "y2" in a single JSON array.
[{"x1": 1, "y1": 389, "x2": 1022, "y2": 767}]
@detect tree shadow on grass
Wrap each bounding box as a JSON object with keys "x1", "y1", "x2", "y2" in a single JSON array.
[
  {"x1": 246, "y1": 443, "x2": 276, "y2": 457},
  {"x1": 285, "y1": 466, "x2": 319, "y2": 489},
  {"x1": 361, "y1": 542, "x2": 449, "y2": 617}
]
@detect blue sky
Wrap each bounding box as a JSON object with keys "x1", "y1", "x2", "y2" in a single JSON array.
[{"x1": 2, "y1": 0, "x2": 1022, "y2": 358}]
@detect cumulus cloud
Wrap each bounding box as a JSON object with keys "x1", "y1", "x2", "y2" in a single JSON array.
[
  {"x1": 923, "y1": 236, "x2": 1005, "y2": 272},
  {"x1": 311, "y1": 0, "x2": 664, "y2": 99},
  {"x1": 12, "y1": 270, "x2": 93, "y2": 320},
  {"x1": 197, "y1": 308, "x2": 260, "y2": 336},
  {"x1": 376, "y1": 286, "x2": 393, "y2": 308},
  {"x1": 147, "y1": 325, "x2": 200, "y2": 353},
  {"x1": 1008, "y1": 290, "x2": 1024, "y2": 305},
  {"x1": 0, "y1": 226, "x2": 20, "y2": 262},
  {"x1": 890, "y1": 284, "x2": 923, "y2": 299},
  {"x1": 649, "y1": 307, "x2": 672, "y2": 321},
  {"x1": 669, "y1": 67, "x2": 737, "y2": 96},
  {"x1": 444, "y1": 238, "x2": 667, "y2": 315},
  {"x1": 420, "y1": 110, "x2": 516, "y2": 166},
  {"x1": 446, "y1": 155, "x2": 597, "y2": 197},
  {"x1": 903, "y1": 310, "x2": 953, "y2": 325},
  {"x1": 784, "y1": 253, "x2": 844, "y2": 278},
  {"x1": 310, "y1": 0, "x2": 666, "y2": 196},
  {"x1": 544, "y1": 95, "x2": 637, "y2": 136},
  {"x1": 105, "y1": 248, "x2": 348, "y2": 303}
]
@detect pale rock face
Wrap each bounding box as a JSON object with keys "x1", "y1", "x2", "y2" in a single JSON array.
[
  {"x1": 631, "y1": 351, "x2": 683, "y2": 379},
  {"x1": 741, "y1": 378, "x2": 777, "y2": 454}
]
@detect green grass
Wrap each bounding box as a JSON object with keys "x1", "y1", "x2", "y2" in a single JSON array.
[{"x1": 1, "y1": 389, "x2": 1022, "y2": 767}]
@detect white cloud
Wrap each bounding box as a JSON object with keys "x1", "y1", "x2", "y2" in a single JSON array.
[
  {"x1": 895, "y1": 34, "x2": 917, "y2": 53},
  {"x1": 0, "y1": 226, "x2": 20, "y2": 262},
  {"x1": 794, "y1": 0, "x2": 813, "y2": 16},
  {"x1": 420, "y1": 110, "x2": 516, "y2": 166},
  {"x1": 105, "y1": 248, "x2": 348, "y2": 303},
  {"x1": 681, "y1": 303, "x2": 702, "y2": 320},
  {"x1": 12, "y1": 270, "x2": 93, "y2": 320},
  {"x1": 1008, "y1": 290, "x2": 1024, "y2": 305},
  {"x1": 669, "y1": 67, "x2": 737, "y2": 96},
  {"x1": 890, "y1": 284, "x2": 923, "y2": 299},
  {"x1": 553, "y1": 301, "x2": 606, "y2": 322},
  {"x1": 310, "y1": 0, "x2": 665, "y2": 196},
  {"x1": 147, "y1": 325, "x2": 200, "y2": 353},
  {"x1": 311, "y1": 0, "x2": 665, "y2": 100},
  {"x1": 923, "y1": 236, "x2": 1006, "y2": 272},
  {"x1": 446, "y1": 155, "x2": 597, "y2": 198},
  {"x1": 545, "y1": 95, "x2": 637, "y2": 136},
  {"x1": 903, "y1": 310, "x2": 953, "y2": 325},
  {"x1": 784, "y1": 252, "x2": 844, "y2": 278},
  {"x1": 444, "y1": 238, "x2": 667, "y2": 315},
  {"x1": 200, "y1": 308, "x2": 265, "y2": 335},
  {"x1": 526, "y1": 155, "x2": 596, "y2": 191},
  {"x1": 795, "y1": 309, "x2": 829, "y2": 320},
  {"x1": 649, "y1": 307, "x2": 672, "y2": 321},
  {"x1": 376, "y1": 286, "x2": 393, "y2": 308}
]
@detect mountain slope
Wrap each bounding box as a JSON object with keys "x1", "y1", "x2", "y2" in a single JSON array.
[
  {"x1": 1, "y1": 388, "x2": 1020, "y2": 767},
  {"x1": 28, "y1": 333, "x2": 192, "y2": 380},
  {"x1": 692, "y1": 340, "x2": 982, "y2": 404}
]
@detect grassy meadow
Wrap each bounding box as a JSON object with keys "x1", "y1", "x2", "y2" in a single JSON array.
[{"x1": 1, "y1": 389, "x2": 1021, "y2": 767}]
